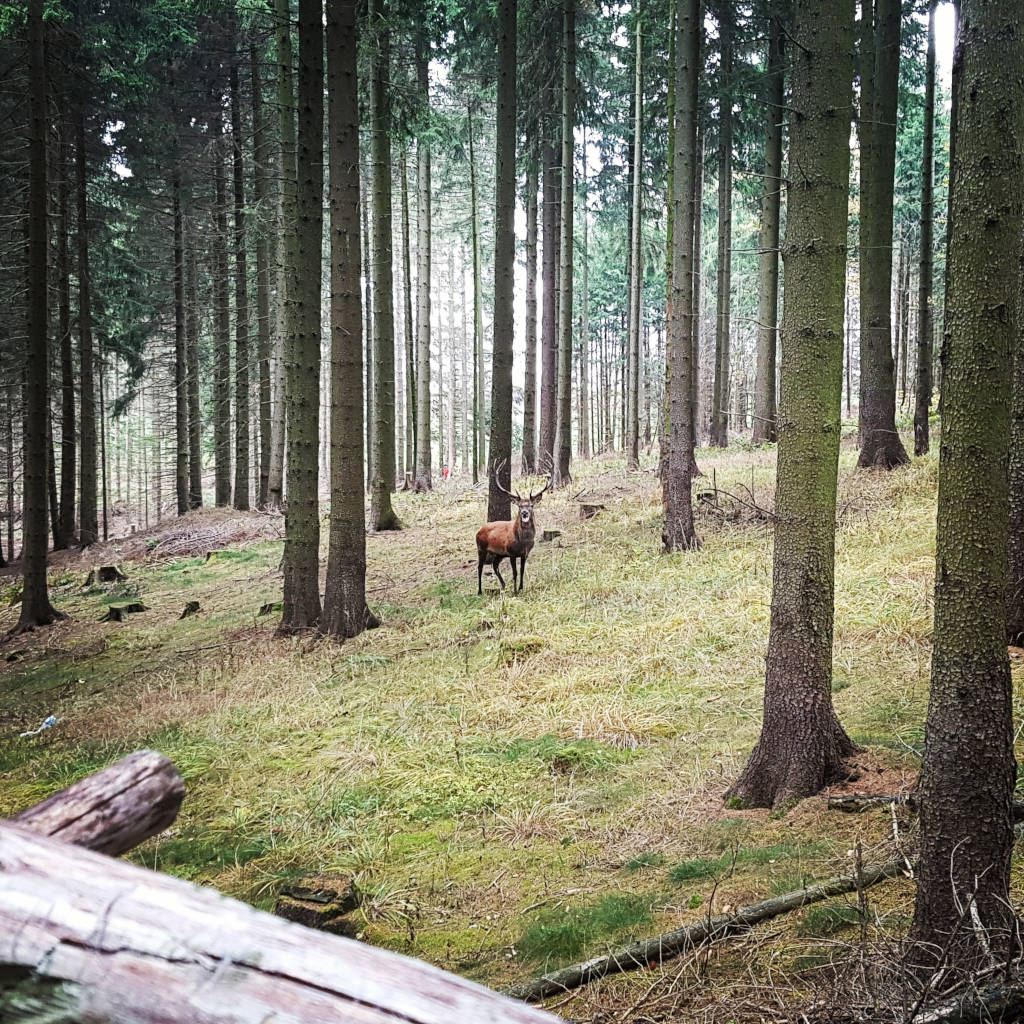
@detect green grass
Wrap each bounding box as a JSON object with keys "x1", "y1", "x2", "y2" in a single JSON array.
[{"x1": 669, "y1": 842, "x2": 827, "y2": 884}]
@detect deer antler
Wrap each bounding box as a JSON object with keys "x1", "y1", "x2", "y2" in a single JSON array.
[
  {"x1": 529, "y1": 458, "x2": 555, "y2": 502},
  {"x1": 491, "y1": 458, "x2": 522, "y2": 503}
]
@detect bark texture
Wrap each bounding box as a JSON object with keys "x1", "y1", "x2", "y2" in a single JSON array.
[
  {"x1": 522, "y1": 158, "x2": 539, "y2": 473},
  {"x1": 539, "y1": 133, "x2": 560, "y2": 468},
  {"x1": 231, "y1": 60, "x2": 250, "y2": 511},
  {"x1": 413, "y1": 34, "x2": 433, "y2": 492},
  {"x1": 77, "y1": 106, "x2": 97, "y2": 547},
  {"x1": 626, "y1": 15, "x2": 643, "y2": 471},
  {"x1": 173, "y1": 173, "x2": 189, "y2": 516},
  {"x1": 212, "y1": 117, "x2": 233, "y2": 508},
  {"x1": 910, "y1": 0, "x2": 1023, "y2": 968},
  {"x1": 726, "y1": 0, "x2": 857, "y2": 808}
]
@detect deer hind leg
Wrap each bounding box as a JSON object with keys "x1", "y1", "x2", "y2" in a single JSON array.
[{"x1": 477, "y1": 549, "x2": 486, "y2": 595}]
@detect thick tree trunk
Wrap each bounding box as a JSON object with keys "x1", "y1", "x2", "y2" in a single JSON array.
[
  {"x1": 212, "y1": 116, "x2": 233, "y2": 508},
  {"x1": 914, "y1": 0, "x2": 937, "y2": 457},
  {"x1": 280, "y1": 0, "x2": 324, "y2": 632},
  {"x1": 56, "y1": 120, "x2": 74, "y2": 549},
  {"x1": 414, "y1": 35, "x2": 433, "y2": 492},
  {"x1": 252, "y1": 44, "x2": 273, "y2": 508},
  {"x1": 185, "y1": 227, "x2": 203, "y2": 508},
  {"x1": 323, "y1": 0, "x2": 372, "y2": 640},
  {"x1": 626, "y1": 15, "x2": 643, "y2": 471},
  {"x1": 487, "y1": 0, "x2": 517, "y2": 522},
  {"x1": 726, "y1": 0, "x2": 857, "y2": 808},
  {"x1": 691, "y1": 131, "x2": 703, "y2": 456},
  {"x1": 368, "y1": 2, "x2": 399, "y2": 532},
  {"x1": 554, "y1": 0, "x2": 575, "y2": 486},
  {"x1": 17, "y1": 0, "x2": 61, "y2": 630},
  {"x1": 77, "y1": 106, "x2": 98, "y2": 547},
  {"x1": 909, "y1": 0, "x2": 1023, "y2": 970},
  {"x1": 709, "y1": 10, "x2": 732, "y2": 449},
  {"x1": 857, "y1": 0, "x2": 910, "y2": 469},
  {"x1": 522, "y1": 158, "x2": 539, "y2": 473},
  {"x1": 401, "y1": 151, "x2": 416, "y2": 485},
  {"x1": 539, "y1": 132, "x2": 560, "y2": 468},
  {"x1": 660, "y1": 3, "x2": 676, "y2": 480},
  {"x1": 661, "y1": 0, "x2": 700, "y2": 552},
  {"x1": 173, "y1": 171, "x2": 189, "y2": 517},
  {"x1": 752, "y1": 14, "x2": 783, "y2": 445},
  {"x1": 231, "y1": 61, "x2": 251, "y2": 511}
]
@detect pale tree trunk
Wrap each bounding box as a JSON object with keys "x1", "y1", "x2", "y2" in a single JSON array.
[
  {"x1": 662, "y1": 0, "x2": 700, "y2": 552},
  {"x1": 752, "y1": 12, "x2": 783, "y2": 444},
  {"x1": 522, "y1": 157, "x2": 539, "y2": 473},
  {"x1": 487, "y1": 0, "x2": 517, "y2": 521},
  {"x1": 231, "y1": 60, "x2": 250, "y2": 511},
  {"x1": 323, "y1": 0, "x2": 374, "y2": 640},
  {"x1": 554, "y1": 0, "x2": 575, "y2": 486},
  {"x1": 369, "y1": 0, "x2": 399, "y2": 531},
  {"x1": 539, "y1": 127, "x2": 560, "y2": 468},
  {"x1": 579, "y1": 135, "x2": 591, "y2": 461},
  {"x1": 726, "y1": 0, "x2": 857, "y2": 808},
  {"x1": 468, "y1": 104, "x2": 485, "y2": 483},
  {"x1": 910, "y1": 0, "x2": 1023, "y2": 970},
  {"x1": 400, "y1": 151, "x2": 416, "y2": 487},
  {"x1": 709, "y1": 8, "x2": 732, "y2": 449},
  {"x1": 626, "y1": 14, "x2": 643, "y2": 470},
  {"x1": 413, "y1": 34, "x2": 433, "y2": 492},
  {"x1": 280, "y1": 0, "x2": 323, "y2": 632},
  {"x1": 446, "y1": 250, "x2": 456, "y2": 474},
  {"x1": 857, "y1": 0, "x2": 909, "y2": 468},
  {"x1": 460, "y1": 250, "x2": 469, "y2": 474},
  {"x1": 77, "y1": 106, "x2": 98, "y2": 546},
  {"x1": 691, "y1": 131, "x2": 703, "y2": 455}
]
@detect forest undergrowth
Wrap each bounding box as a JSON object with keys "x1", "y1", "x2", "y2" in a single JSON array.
[{"x1": 1, "y1": 434, "x2": 1016, "y2": 1021}]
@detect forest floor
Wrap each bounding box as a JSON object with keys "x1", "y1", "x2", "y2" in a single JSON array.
[{"x1": 1, "y1": 433, "x2": 1011, "y2": 1022}]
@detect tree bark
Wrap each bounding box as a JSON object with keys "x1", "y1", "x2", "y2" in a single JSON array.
[
  {"x1": 185, "y1": 219, "x2": 203, "y2": 508},
  {"x1": 468, "y1": 105, "x2": 484, "y2": 483},
  {"x1": 661, "y1": 0, "x2": 700, "y2": 552},
  {"x1": 401, "y1": 150, "x2": 416, "y2": 486},
  {"x1": 414, "y1": 34, "x2": 433, "y2": 492},
  {"x1": 323, "y1": 0, "x2": 373, "y2": 640},
  {"x1": 17, "y1": 0, "x2": 61, "y2": 630},
  {"x1": 539, "y1": 130, "x2": 560, "y2": 469},
  {"x1": 522, "y1": 157, "x2": 539, "y2": 473},
  {"x1": 56, "y1": 115, "x2": 75, "y2": 548},
  {"x1": 212, "y1": 114, "x2": 233, "y2": 508},
  {"x1": 752, "y1": 13, "x2": 783, "y2": 445},
  {"x1": 914, "y1": 0, "x2": 937, "y2": 457},
  {"x1": 579, "y1": 136, "x2": 591, "y2": 460},
  {"x1": 231, "y1": 59, "x2": 251, "y2": 511},
  {"x1": 857, "y1": 0, "x2": 910, "y2": 469},
  {"x1": 626, "y1": 13, "x2": 643, "y2": 470},
  {"x1": 173, "y1": 171, "x2": 189, "y2": 517},
  {"x1": 368, "y1": 1, "x2": 399, "y2": 532},
  {"x1": 554, "y1": 0, "x2": 575, "y2": 487},
  {"x1": 280, "y1": 0, "x2": 324, "y2": 632},
  {"x1": 909, "y1": 0, "x2": 1023, "y2": 969},
  {"x1": 726, "y1": 0, "x2": 857, "y2": 808},
  {"x1": 709, "y1": 8, "x2": 732, "y2": 449}
]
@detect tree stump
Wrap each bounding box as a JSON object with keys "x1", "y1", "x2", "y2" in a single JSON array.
[
  {"x1": 541, "y1": 529, "x2": 562, "y2": 542},
  {"x1": 179, "y1": 601, "x2": 201, "y2": 619},
  {"x1": 98, "y1": 565, "x2": 127, "y2": 583},
  {"x1": 274, "y1": 874, "x2": 360, "y2": 936},
  {"x1": 578, "y1": 503, "x2": 605, "y2": 520},
  {"x1": 101, "y1": 602, "x2": 148, "y2": 623}
]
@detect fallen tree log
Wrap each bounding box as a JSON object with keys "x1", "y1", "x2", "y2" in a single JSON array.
[
  {"x1": 912, "y1": 982, "x2": 1024, "y2": 1024},
  {"x1": 0, "y1": 821, "x2": 561, "y2": 1024},
  {"x1": 828, "y1": 793, "x2": 1024, "y2": 822},
  {"x1": 13, "y1": 749, "x2": 184, "y2": 856},
  {"x1": 506, "y1": 859, "x2": 905, "y2": 1003}
]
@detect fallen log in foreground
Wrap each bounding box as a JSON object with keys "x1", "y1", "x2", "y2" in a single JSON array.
[
  {"x1": 0, "y1": 820, "x2": 561, "y2": 1024},
  {"x1": 912, "y1": 982, "x2": 1024, "y2": 1024},
  {"x1": 13, "y1": 748, "x2": 184, "y2": 855},
  {"x1": 507, "y1": 859, "x2": 905, "y2": 1004}
]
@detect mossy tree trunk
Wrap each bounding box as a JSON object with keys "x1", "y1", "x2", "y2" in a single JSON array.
[
  {"x1": 487, "y1": 0, "x2": 517, "y2": 522},
  {"x1": 280, "y1": 0, "x2": 324, "y2": 632},
  {"x1": 413, "y1": 33, "x2": 432, "y2": 493},
  {"x1": 709, "y1": 7, "x2": 732, "y2": 449},
  {"x1": 914, "y1": 0, "x2": 937, "y2": 458},
  {"x1": 726, "y1": 0, "x2": 857, "y2": 809},
  {"x1": 752, "y1": 13, "x2": 783, "y2": 445},
  {"x1": 661, "y1": 0, "x2": 700, "y2": 553},
  {"x1": 323, "y1": 0, "x2": 371, "y2": 640},
  {"x1": 910, "y1": 0, "x2": 1023, "y2": 969},
  {"x1": 368, "y1": 0, "x2": 399, "y2": 532},
  {"x1": 857, "y1": 0, "x2": 909, "y2": 470},
  {"x1": 553, "y1": 0, "x2": 575, "y2": 487},
  {"x1": 522, "y1": 157, "x2": 539, "y2": 474}
]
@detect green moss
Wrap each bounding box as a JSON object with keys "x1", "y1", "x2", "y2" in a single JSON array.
[
  {"x1": 669, "y1": 843, "x2": 827, "y2": 884},
  {"x1": 484, "y1": 734, "x2": 634, "y2": 773},
  {"x1": 626, "y1": 851, "x2": 664, "y2": 871},
  {"x1": 796, "y1": 903, "x2": 864, "y2": 937}
]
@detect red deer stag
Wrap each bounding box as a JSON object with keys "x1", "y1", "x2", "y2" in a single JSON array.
[{"x1": 476, "y1": 467, "x2": 553, "y2": 595}]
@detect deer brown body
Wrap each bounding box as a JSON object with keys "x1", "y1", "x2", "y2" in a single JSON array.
[{"x1": 476, "y1": 471, "x2": 551, "y2": 595}]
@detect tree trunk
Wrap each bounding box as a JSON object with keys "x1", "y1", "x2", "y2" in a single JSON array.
[
  {"x1": 554, "y1": 0, "x2": 575, "y2": 487},
  {"x1": 400, "y1": 151, "x2": 416, "y2": 485},
  {"x1": 752, "y1": 13, "x2": 783, "y2": 444},
  {"x1": 323, "y1": 0, "x2": 372, "y2": 639},
  {"x1": 487, "y1": 0, "x2": 517, "y2": 522},
  {"x1": 660, "y1": 1, "x2": 676, "y2": 480},
  {"x1": 914, "y1": 0, "x2": 937, "y2": 457},
  {"x1": 898, "y1": 245, "x2": 910, "y2": 408},
  {"x1": 212, "y1": 115, "x2": 233, "y2": 508},
  {"x1": 56, "y1": 117, "x2": 75, "y2": 549},
  {"x1": 280, "y1": 0, "x2": 324, "y2": 632},
  {"x1": 709, "y1": 9, "x2": 732, "y2": 449},
  {"x1": 231, "y1": 60, "x2": 251, "y2": 511},
  {"x1": 539, "y1": 131, "x2": 560, "y2": 469},
  {"x1": 77, "y1": 105, "x2": 98, "y2": 547},
  {"x1": 522, "y1": 157, "x2": 539, "y2": 473},
  {"x1": 413, "y1": 35, "x2": 433, "y2": 492},
  {"x1": 626, "y1": 14, "x2": 643, "y2": 471},
  {"x1": 579, "y1": 135, "x2": 591, "y2": 461},
  {"x1": 446, "y1": 252, "x2": 456, "y2": 474},
  {"x1": 857, "y1": 0, "x2": 910, "y2": 469},
  {"x1": 909, "y1": 0, "x2": 1022, "y2": 969},
  {"x1": 368, "y1": 2, "x2": 399, "y2": 531},
  {"x1": 691, "y1": 131, "x2": 703, "y2": 455},
  {"x1": 468, "y1": 105, "x2": 484, "y2": 483},
  {"x1": 661, "y1": 0, "x2": 700, "y2": 552},
  {"x1": 726, "y1": 0, "x2": 857, "y2": 808},
  {"x1": 173, "y1": 171, "x2": 189, "y2": 517}
]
